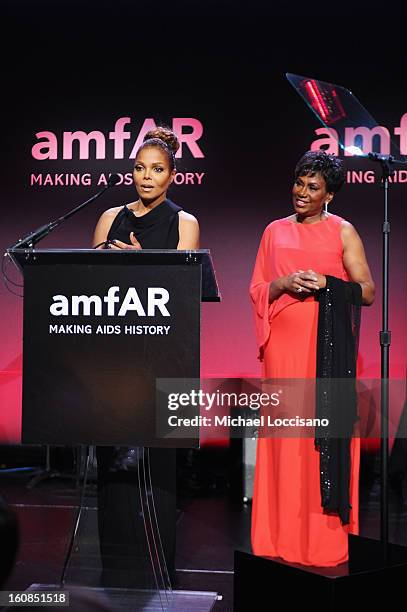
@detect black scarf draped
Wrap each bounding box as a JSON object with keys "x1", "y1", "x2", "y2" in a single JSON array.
[{"x1": 315, "y1": 276, "x2": 362, "y2": 525}]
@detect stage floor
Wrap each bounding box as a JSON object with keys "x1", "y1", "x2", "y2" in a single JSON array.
[{"x1": 1, "y1": 448, "x2": 407, "y2": 612}]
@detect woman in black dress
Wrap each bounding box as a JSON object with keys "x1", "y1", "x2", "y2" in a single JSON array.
[{"x1": 93, "y1": 126, "x2": 199, "y2": 587}]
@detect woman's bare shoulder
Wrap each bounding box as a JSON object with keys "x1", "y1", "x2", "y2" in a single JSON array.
[
  {"x1": 93, "y1": 206, "x2": 125, "y2": 247},
  {"x1": 178, "y1": 210, "x2": 199, "y2": 225},
  {"x1": 338, "y1": 217, "x2": 357, "y2": 235},
  {"x1": 98, "y1": 205, "x2": 125, "y2": 219}
]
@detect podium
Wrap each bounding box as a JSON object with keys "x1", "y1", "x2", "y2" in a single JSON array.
[{"x1": 8, "y1": 247, "x2": 220, "y2": 611}]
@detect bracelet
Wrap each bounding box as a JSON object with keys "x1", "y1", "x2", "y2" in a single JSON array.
[{"x1": 93, "y1": 240, "x2": 113, "y2": 249}]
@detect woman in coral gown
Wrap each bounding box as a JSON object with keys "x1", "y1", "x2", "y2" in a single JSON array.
[{"x1": 250, "y1": 150, "x2": 375, "y2": 567}]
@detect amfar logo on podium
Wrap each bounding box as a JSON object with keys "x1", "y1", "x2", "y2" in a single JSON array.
[
  {"x1": 49, "y1": 286, "x2": 170, "y2": 317},
  {"x1": 48, "y1": 286, "x2": 172, "y2": 336}
]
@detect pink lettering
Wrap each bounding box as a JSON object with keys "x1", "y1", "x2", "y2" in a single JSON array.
[
  {"x1": 129, "y1": 118, "x2": 157, "y2": 158},
  {"x1": 31, "y1": 131, "x2": 58, "y2": 160},
  {"x1": 346, "y1": 170, "x2": 375, "y2": 184},
  {"x1": 344, "y1": 126, "x2": 390, "y2": 156},
  {"x1": 172, "y1": 118, "x2": 204, "y2": 158},
  {"x1": 310, "y1": 128, "x2": 339, "y2": 155},
  {"x1": 30, "y1": 174, "x2": 43, "y2": 185},
  {"x1": 174, "y1": 173, "x2": 184, "y2": 185},
  {"x1": 394, "y1": 113, "x2": 407, "y2": 155},
  {"x1": 63, "y1": 131, "x2": 106, "y2": 160},
  {"x1": 31, "y1": 118, "x2": 206, "y2": 161},
  {"x1": 349, "y1": 170, "x2": 364, "y2": 184},
  {"x1": 109, "y1": 117, "x2": 131, "y2": 159}
]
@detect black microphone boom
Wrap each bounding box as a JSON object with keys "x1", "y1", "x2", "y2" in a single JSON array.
[
  {"x1": 8, "y1": 173, "x2": 120, "y2": 250},
  {"x1": 107, "y1": 173, "x2": 121, "y2": 186}
]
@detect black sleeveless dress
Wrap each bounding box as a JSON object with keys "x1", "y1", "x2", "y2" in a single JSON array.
[
  {"x1": 107, "y1": 198, "x2": 182, "y2": 248},
  {"x1": 97, "y1": 198, "x2": 182, "y2": 587}
]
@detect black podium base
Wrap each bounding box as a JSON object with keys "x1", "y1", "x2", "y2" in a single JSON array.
[{"x1": 234, "y1": 535, "x2": 407, "y2": 612}]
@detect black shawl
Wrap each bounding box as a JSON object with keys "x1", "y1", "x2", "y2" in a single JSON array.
[{"x1": 315, "y1": 276, "x2": 362, "y2": 525}]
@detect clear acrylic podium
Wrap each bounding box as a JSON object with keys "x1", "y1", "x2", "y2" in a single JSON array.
[{"x1": 8, "y1": 247, "x2": 221, "y2": 611}]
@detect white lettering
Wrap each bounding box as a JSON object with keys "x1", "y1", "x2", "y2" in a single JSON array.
[
  {"x1": 49, "y1": 286, "x2": 171, "y2": 317},
  {"x1": 117, "y1": 288, "x2": 146, "y2": 317},
  {"x1": 104, "y1": 286, "x2": 120, "y2": 316},
  {"x1": 49, "y1": 324, "x2": 92, "y2": 334},
  {"x1": 50, "y1": 295, "x2": 69, "y2": 316},
  {"x1": 72, "y1": 295, "x2": 102, "y2": 316},
  {"x1": 147, "y1": 288, "x2": 170, "y2": 316}
]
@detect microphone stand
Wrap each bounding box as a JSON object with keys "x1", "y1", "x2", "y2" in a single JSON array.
[
  {"x1": 367, "y1": 152, "x2": 406, "y2": 565},
  {"x1": 8, "y1": 174, "x2": 120, "y2": 251},
  {"x1": 6, "y1": 174, "x2": 119, "y2": 490}
]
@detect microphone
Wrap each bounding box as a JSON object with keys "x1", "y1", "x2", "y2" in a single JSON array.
[
  {"x1": 107, "y1": 173, "x2": 121, "y2": 186},
  {"x1": 8, "y1": 172, "x2": 121, "y2": 250}
]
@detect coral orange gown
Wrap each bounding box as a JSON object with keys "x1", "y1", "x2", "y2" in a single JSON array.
[{"x1": 250, "y1": 213, "x2": 359, "y2": 567}]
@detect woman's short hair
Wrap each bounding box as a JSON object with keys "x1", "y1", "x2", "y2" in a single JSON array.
[
  {"x1": 137, "y1": 126, "x2": 180, "y2": 171},
  {"x1": 295, "y1": 150, "x2": 345, "y2": 193}
]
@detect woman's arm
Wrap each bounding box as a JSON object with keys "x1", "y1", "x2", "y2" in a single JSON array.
[
  {"x1": 250, "y1": 223, "x2": 319, "y2": 303},
  {"x1": 92, "y1": 207, "x2": 121, "y2": 248},
  {"x1": 341, "y1": 221, "x2": 375, "y2": 306},
  {"x1": 177, "y1": 211, "x2": 200, "y2": 249}
]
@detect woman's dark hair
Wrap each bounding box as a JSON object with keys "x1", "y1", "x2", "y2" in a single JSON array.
[
  {"x1": 295, "y1": 150, "x2": 345, "y2": 193},
  {"x1": 137, "y1": 126, "x2": 180, "y2": 172}
]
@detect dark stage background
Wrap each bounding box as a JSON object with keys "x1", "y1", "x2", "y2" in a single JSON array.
[{"x1": 1, "y1": 7, "x2": 406, "y2": 444}]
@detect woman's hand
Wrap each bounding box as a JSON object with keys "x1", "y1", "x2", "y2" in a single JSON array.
[
  {"x1": 305, "y1": 270, "x2": 327, "y2": 290},
  {"x1": 108, "y1": 232, "x2": 142, "y2": 250},
  {"x1": 282, "y1": 269, "x2": 324, "y2": 294},
  {"x1": 269, "y1": 269, "x2": 324, "y2": 303}
]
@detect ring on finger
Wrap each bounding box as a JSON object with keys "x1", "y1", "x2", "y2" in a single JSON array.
[{"x1": 296, "y1": 286, "x2": 302, "y2": 293}]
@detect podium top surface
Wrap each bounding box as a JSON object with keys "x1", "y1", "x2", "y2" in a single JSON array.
[{"x1": 8, "y1": 248, "x2": 221, "y2": 302}]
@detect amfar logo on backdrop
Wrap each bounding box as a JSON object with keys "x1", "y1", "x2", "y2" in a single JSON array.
[
  {"x1": 48, "y1": 286, "x2": 172, "y2": 336},
  {"x1": 311, "y1": 114, "x2": 407, "y2": 184},
  {"x1": 30, "y1": 118, "x2": 205, "y2": 188}
]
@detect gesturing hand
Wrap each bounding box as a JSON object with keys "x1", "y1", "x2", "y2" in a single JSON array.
[{"x1": 108, "y1": 232, "x2": 142, "y2": 250}]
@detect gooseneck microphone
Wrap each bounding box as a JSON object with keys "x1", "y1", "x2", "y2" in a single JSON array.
[
  {"x1": 107, "y1": 173, "x2": 121, "y2": 186},
  {"x1": 8, "y1": 173, "x2": 121, "y2": 250}
]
